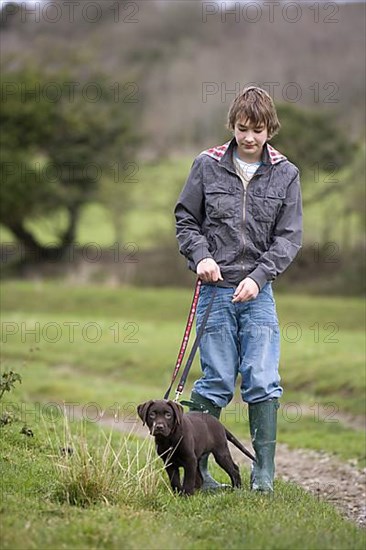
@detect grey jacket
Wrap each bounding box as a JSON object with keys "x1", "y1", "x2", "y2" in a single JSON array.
[{"x1": 174, "y1": 138, "x2": 302, "y2": 290}]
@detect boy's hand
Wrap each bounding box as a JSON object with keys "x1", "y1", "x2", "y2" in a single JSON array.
[
  {"x1": 196, "y1": 258, "x2": 224, "y2": 283},
  {"x1": 232, "y1": 277, "x2": 259, "y2": 302}
]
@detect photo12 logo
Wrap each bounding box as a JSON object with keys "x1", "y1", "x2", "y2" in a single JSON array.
[
  {"x1": 1, "y1": 80, "x2": 140, "y2": 104},
  {"x1": 201, "y1": 81, "x2": 339, "y2": 104},
  {"x1": 201, "y1": 2, "x2": 340, "y2": 24},
  {"x1": 0, "y1": 1, "x2": 140, "y2": 24},
  {"x1": 1, "y1": 241, "x2": 140, "y2": 264},
  {"x1": 0, "y1": 400, "x2": 141, "y2": 424},
  {"x1": 1, "y1": 160, "x2": 139, "y2": 185},
  {"x1": 1, "y1": 320, "x2": 140, "y2": 344}
]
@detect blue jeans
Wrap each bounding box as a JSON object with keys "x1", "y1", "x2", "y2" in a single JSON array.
[{"x1": 193, "y1": 283, "x2": 282, "y2": 406}]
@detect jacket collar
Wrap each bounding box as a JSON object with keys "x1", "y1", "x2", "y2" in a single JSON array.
[{"x1": 201, "y1": 138, "x2": 286, "y2": 168}]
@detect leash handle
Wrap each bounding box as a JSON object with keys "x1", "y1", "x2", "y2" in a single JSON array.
[
  {"x1": 175, "y1": 285, "x2": 218, "y2": 395},
  {"x1": 163, "y1": 279, "x2": 202, "y2": 400}
]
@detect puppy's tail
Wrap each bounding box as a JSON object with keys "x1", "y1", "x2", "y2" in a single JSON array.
[{"x1": 225, "y1": 428, "x2": 257, "y2": 463}]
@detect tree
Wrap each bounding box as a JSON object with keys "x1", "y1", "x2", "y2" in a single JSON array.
[
  {"x1": 271, "y1": 104, "x2": 356, "y2": 179},
  {"x1": 0, "y1": 67, "x2": 138, "y2": 259}
]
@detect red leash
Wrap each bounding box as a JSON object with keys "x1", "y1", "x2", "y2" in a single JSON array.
[
  {"x1": 164, "y1": 279, "x2": 219, "y2": 402},
  {"x1": 163, "y1": 279, "x2": 201, "y2": 400}
]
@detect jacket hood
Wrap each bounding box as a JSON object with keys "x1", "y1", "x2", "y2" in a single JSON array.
[{"x1": 201, "y1": 139, "x2": 287, "y2": 165}]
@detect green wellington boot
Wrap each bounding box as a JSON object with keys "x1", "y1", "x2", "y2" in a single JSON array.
[
  {"x1": 249, "y1": 399, "x2": 279, "y2": 493},
  {"x1": 187, "y1": 391, "x2": 230, "y2": 491}
]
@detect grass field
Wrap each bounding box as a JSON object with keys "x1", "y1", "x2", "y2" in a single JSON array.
[
  {"x1": 1, "y1": 281, "x2": 365, "y2": 455},
  {"x1": 1, "y1": 280, "x2": 365, "y2": 549},
  {"x1": 1, "y1": 400, "x2": 365, "y2": 550}
]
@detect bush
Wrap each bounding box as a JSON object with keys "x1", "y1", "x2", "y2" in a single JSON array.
[{"x1": 271, "y1": 104, "x2": 356, "y2": 176}]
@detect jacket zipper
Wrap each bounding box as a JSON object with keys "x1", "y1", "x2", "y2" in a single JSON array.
[
  {"x1": 232, "y1": 158, "x2": 252, "y2": 272},
  {"x1": 224, "y1": 160, "x2": 264, "y2": 273}
]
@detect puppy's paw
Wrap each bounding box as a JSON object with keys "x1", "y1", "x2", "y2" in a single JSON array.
[{"x1": 180, "y1": 488, "x2": 195, "y2": 497}]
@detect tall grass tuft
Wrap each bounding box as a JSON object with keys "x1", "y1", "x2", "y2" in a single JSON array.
[{"x1": 44, "y1": 410, "x2": 170, "y2": 507}]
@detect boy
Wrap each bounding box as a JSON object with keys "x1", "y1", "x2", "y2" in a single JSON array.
[{"x1": 174, "y1": 87, "x2": 302, "y2": 492}]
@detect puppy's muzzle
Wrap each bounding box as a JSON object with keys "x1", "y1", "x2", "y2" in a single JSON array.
[{"x1": 151, "y1": 421, "x2": 168, "y2": 436}]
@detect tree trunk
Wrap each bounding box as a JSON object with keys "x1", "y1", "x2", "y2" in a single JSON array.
[{"x1": 7, "y1": 204, "x2": 81, "y2": 263}]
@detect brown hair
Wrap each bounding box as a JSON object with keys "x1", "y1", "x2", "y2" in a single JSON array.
[{"x1": 227, "y1": 86, "x2": 281, "y2": 139}]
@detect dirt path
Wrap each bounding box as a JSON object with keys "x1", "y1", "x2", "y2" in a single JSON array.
[
  {"x1": 275, "y1": 443, "x2": 366, "y2": 528},
  {"x1": 87, "y1": 412, "x2": 366, "y2": 528}
]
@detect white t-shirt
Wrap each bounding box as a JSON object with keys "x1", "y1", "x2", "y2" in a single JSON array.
[{"x1": 233, "y1": 149, "x2": 261, "y2": 190}]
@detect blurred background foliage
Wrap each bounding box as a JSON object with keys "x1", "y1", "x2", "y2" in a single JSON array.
[
  {"x1": 0, "y1": 0, "x2": 365, "y2": 293},
  {"x1": 1, "y1": 65, "x2": 138, "y2": 256}
]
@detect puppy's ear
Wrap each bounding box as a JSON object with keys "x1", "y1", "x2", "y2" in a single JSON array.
[
  {"x1": 168, "y1": 401, "x2": 184, "y2": 429},
  {"x1": 137, "y1": 400, "x2": 154, "y2": 426}
]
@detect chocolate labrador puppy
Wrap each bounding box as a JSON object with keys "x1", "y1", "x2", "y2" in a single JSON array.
[{"x1": 137, "y1": 399, "x2": 256, "y2": 496}]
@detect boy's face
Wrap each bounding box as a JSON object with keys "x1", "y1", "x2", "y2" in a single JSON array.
[{"x1": 234, "y1": 118, "x2": 268, "y2": 163}]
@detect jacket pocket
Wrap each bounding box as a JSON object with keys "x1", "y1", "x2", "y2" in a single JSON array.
[
  {"x1": 250, "y1": 187, "x2": 286, "y2": 222},
  {"x1": 205, "y1": 186, "x2": 235, "y2": 219}
]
